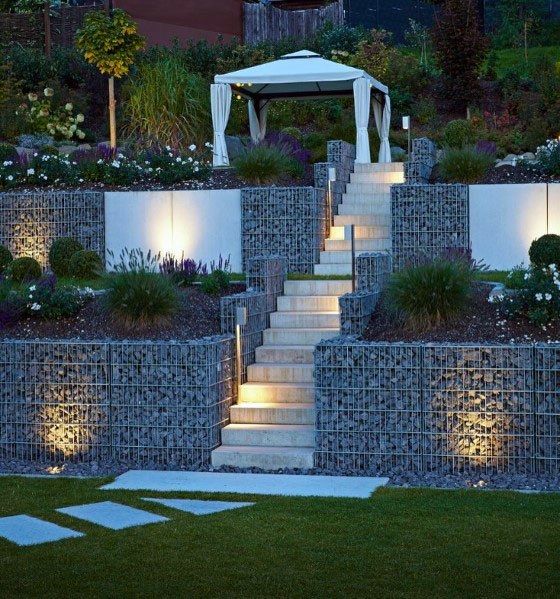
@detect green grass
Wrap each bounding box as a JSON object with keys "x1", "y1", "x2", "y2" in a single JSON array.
[
  {"x1": 476, "y1": 270, "x2": 509, "y2": 284},
  {"x1": 493, "y1": 45, "x2": 560, "y2": 77},
  {"x1": 0, "y1": 476, "x2": 559, "y2": 597}
]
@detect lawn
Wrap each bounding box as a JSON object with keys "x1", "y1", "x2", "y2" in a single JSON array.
[
  {"x1": 493, "y1": 45, "x2": 560, "y2": 76},
  {"x1": 0, "y1": 476, "x2": 559, "y2": 598}
]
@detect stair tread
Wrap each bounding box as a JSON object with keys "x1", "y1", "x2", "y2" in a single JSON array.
[
  {"x1": 240, "y1": 382, "x2": 314, "y2": 389},
  {"x1": 212, "y1": 445, "x2": 314, "y2": 454},
  {"x1": 231, "y1": 402, "x2": 314, "y2": 410},
  {"x1": 224, "y1": 423, "x2": 313, "y2": 430},
  {"x1": 267, "y1": 327, "x2": 339, "y2": 331},
  {"x1": 273, "y1": 310, "x2": 340, "y2": 315}
]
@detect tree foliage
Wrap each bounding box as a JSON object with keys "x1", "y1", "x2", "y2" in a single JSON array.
[{"x1": 75, "y1": 9, "x2": 145, "y2": 79}]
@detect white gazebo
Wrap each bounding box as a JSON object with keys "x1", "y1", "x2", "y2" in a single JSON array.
[{"x1": 210, "y1": 50, "x2": 391, "y2": 168}]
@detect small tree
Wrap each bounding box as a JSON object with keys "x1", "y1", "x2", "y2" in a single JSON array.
[
  {"x1": 431, "y1": 0, "x2": 489, "y2": 108},
  {"x1": 405, "y1": 19, "x2": 430, "y2": 67},
  {"x1": 495, "y1": 0, "x2": 548, "y2": 65},
  {"x1": 76, "y1": 8, "x2": 144, "y2": 149}
]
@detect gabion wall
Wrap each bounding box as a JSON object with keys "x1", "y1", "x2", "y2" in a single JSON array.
[
  {"x1": 0, "y1": 336, "x2": 234, "y2": 468},
  {"x1": 315, "y1": 340, "x2": 560, "y2": 475},
  {"x1": 241, "y1": 187, "x2": 326, "y2": 273},
  {"x1": 221, "y1": 255, "x2": 287, "y2": 384},
  {"x1": 0, "y1": 191, "x2": 105, "y2": 269},
  {"x1": 391, "y1": 184, "x2": 469, "y2": 271},
  {"x1": 405, "y1": 137, "x2": 437, "y2": 184}
]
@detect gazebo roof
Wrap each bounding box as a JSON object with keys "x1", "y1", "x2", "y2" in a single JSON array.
[{"x1": 214, "y1": 50, "x2": 388, "y2": 101}]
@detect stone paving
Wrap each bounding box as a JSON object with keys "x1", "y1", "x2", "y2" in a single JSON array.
[
  {"x1": 0, "y1": 514, "x2": 83, "y2": 546},
  {"x1": 142, "y1": 498, "x2": 254, "y2": 515},
  {"x1": 56, "y1": 501, "x2": 169, "y2": 530}
]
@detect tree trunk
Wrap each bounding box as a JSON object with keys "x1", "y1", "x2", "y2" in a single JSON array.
[
  {"x1": 44, "y1": 0, "x2": 51, "y2": 58},
  {"x1": 108, "y1": 77, "x2": 117, "y2": 150}
]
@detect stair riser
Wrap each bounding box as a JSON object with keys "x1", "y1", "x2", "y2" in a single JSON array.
[
  {"x1": 325, "y1": 238, "x2": 389, "y2": 251},
  {"x1": 247, "y1": 364, "x2": 313, "y2": 383},
  {"x1": 338, "y1": 204, "x2": 390, "y2": 216},
  {"x1": 239, "y1": 384, "x2": 315, "y2": 404},
  {"x1": 334, "y1": 214, "x2": 391, "y2": 226},
  {"x1": 263, "y1": 328, "x2": 339, "y2": 345},
  {"x1": 221, "y1": 428, "x2": 315, "y2": 447},
  {"x1": 230, "y1": 405, "x2": 315, "y2": 425},
  {"x1": 320, "y1": 248, "x2": 389, "y2": 264},
  {"x1": 350, "y1": 173, "x2": 405, "y2": 184},
  {"x1": 329, "y1": 225, "x2": 391, "y2": 240},
  {"x1": 211, "y1": 449, "x2": 314, "y2": 470},
  {"x1": 347, "y1": 183, "x2": 392, "y2": 194},
  {"x1": 283, "y1": 280, "x2": 353, "y2": 296},
  {"x1": 314, "y1": 263, "x2": 353, "y2": 276},
  {"x1": 354, "y1": 163, "x2": 404, "y2": 173},
  {"x1": 270, "y1": 312, "x2": 340, "y2": 328},
  {"x1": 277, "y1": 296, "x2": 339, "y2": 312},
  {"x1": 255, "y1": 346, "x2": 315, "y2": 364}
]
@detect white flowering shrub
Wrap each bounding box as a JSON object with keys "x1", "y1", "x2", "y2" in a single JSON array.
[
  {"x1": 0, "y1": 159, "x2": 25, "y2": 188},
  {"x1": 16, "y1": 88, "x2": 86, "y2": 141},
  {"x1": 23, "y1": 275, "x2": 93, "y2": 320},
  {"x1": 493, "y1": 263, "x2": 560, "y2": 327},
  {"x1": 535, "y1": 138, "x2": 560, "y2": 176}
]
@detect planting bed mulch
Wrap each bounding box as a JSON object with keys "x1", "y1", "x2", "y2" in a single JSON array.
[
  {"x1": 363, "y1": 283, "x2": 560, "y2": 344},
  {"x1": 1, "y1": 165, "x2": 315, "y2": 193},
  {"x1": 0, "y1": 283, "x2": 245, "y2": 341},
  {"x1": 482, "y1": 165, "x2": 560, "y2": 184}
]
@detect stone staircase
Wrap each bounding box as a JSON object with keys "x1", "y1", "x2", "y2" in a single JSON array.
[{"x1": 211, "y1": 162, "x2": 404, "y2": 470}]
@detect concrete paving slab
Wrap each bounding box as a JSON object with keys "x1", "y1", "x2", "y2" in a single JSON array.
[
  {"x1": 57, "y1": 501, "x2": 169, "y2": 530},
  {"x1": 0, "y1": 515, "x2": 84, "y2": 546},
  {"x1": 142, "y1": 498, "x2": 254, "y2": 515},
  {"x1": 102, "y1": 471, "x2": 389, "y2": 498}
]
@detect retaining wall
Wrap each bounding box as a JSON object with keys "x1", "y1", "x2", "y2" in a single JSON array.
[
  {"x1": 315, "y1": 339, "x2": 560, "y2": 475},
  {"x1": 0, "y1": 336, "x2": 234, "y2": 468},
  {"x1": 0, "y1": 191, "x2": 105, "y2": 269}
]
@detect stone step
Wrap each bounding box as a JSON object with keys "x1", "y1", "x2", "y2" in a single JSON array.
[
  {"x1": 277, "y1": 295, "x2": 340, "y2": 312},
  {"x1": 230, "y1": 402, "x2": 315, "y2": 425},
  {"x1": 238, "y1": 382, "x2": 315, "y2": 404},
  {"x1": 314, "y1": 263, "x2": 353, "y2": 276},
  {"x1": 321, "y1": 246, "x2": 389, "y2": 263},
  {"x1": 283, "y1": 279, "x2": 352, "y2": 296},
  {"x1": 342, "y1": 193, "x2": 391, "y2": 204},
  {"x1": 211, "y1": 445, "x2": 314, "y2": 469},
  {"x1": 338, "y1": 203, "x2": 390, "y2": 216},
  {"x1": 325, "y1": 237, "x2": 389, "y2": 251},
  {"x1": 353, "y1": 162, "x2": 404, "y2": 173},
  {"x1": 221, "y1": 424, "x2": 315, "y2": 447},
  {"x1": 263, "y1": 327, "x2": 340, "y2": 345},
  {"x1": 350, "y1": 172, "x2": 405, "y2": 184},
  {"x1": 334, "y1": 214, "x2": 391, "y2": 226},
  {"x1": 346, "y1": 182, "x2": 392, "y2": 194},
  {"x1": 247, "y1": 363, "x2": 314, "y2": 383},
  {"x1": 270, "y1": 311, "x2": 340, "y2": 329},
  {"x1": 329, "y1": 224, "x2": 390, "y2": 240},
  {"x1": 255, "y1": 344, "x2": 315, "y2": 364}
]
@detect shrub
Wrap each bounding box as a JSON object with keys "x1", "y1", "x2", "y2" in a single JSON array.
[
  {"x1": 233, "y1": 145, "x2": 287, "y2": 184},
  {"x1": 123, "y1": 55, "x2": 209, "y2": 148},
  {"x1": 140, "y1": 145, "x2": 211, "y2": 185},
  {"x1": 104, "y1": 271, "x2": 179, "y2": 328},
  {"x1": 529, "y1": 234, "x2": 560, "y2": 268},
  {"x1": 0, "y1": 143, "x2": 20, "y2": 163},
  {"x1": 68, "y1": 250, "x2": 103, "y2": 279},
  {"x1": 443, "y1": 119, "x2": 477, "y2": 149},
  {"x1": 385, "y1": 258, "x2": 473, "y2": 330},
  {"x1": 16, "y1": 133, "x2": 54, "y2": 149},
  {"x1": 439, "y1": 146, "x2": 494, "y2": 184},
  {"x1": 49, "y1": 237, "x2": 84, "y2": 276},
  {"x1": 159, "y1": 254, "x2": 205, "y2": 286},
  {"x1": 25, "y1": 275, "x2": 88, "y2": 320},
  {"x1": 27, "y1": 152, "x2": 79, "y2": 186},
  {"x1": 413, "y1": 97, "x2": 438, "y2": 126},
  {"x1": 201, "y1": 269, "x2": 230, "y2": 295},
  {"x1": 0, "y1": 245, "x2": 13, "y2": 274},
  {"x1": 7, "y1": 256, "x2": 42, "y2": 282},
  {"x1": 535, "y1": 139, "x2": 560, "y2": 176}
]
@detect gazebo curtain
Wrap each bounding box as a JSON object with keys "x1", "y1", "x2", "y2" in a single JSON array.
[
  {"x1": 373, "y1": 93, "x2": 392, "y2": 164},
  {"x1": 248, "y1": 100, "x2": 269, "y2": 144},
  {"x1": 211, "y1": 83, "x2": 232, "y2": 167},
  {"x1": 353, "y1": 78, "x2": 371, "y2": 164}
]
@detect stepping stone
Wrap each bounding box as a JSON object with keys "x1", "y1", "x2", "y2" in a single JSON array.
[
  {"x1": 57, "y1": 501, "x2": 168, "y2": 530},
  {"x1": 142, "y1": 498, "x2": 254, "y2": 515},
  {"x1": 102, "y1": 471, "x2": 389, "y2": 498},
  {"x1": 0, "y1": 515, "x2": 84, "y2": 546}
]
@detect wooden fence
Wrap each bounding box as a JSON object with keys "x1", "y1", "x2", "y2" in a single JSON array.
[
  {"x1": 0, "y1": 4, "x2": 102, "y2": 50},
  {"x1": 243, "y1": 0, "x2": 343, "y2": 45}
]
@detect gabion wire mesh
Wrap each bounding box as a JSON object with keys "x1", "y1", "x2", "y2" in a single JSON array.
[
  {"x1": 0, "y1": 337, "x2": 234, "y2": 468},
  {"x1": 0, "y1": 191, "x2": 105, "y2": 269},
  {"x1": 391, "y1": 184, "x2": 469, "y2": 271}
]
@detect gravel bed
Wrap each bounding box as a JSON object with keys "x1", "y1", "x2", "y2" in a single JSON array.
[{"x1": 2, "y1": 460, "x2": 558, "y2": 492}]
